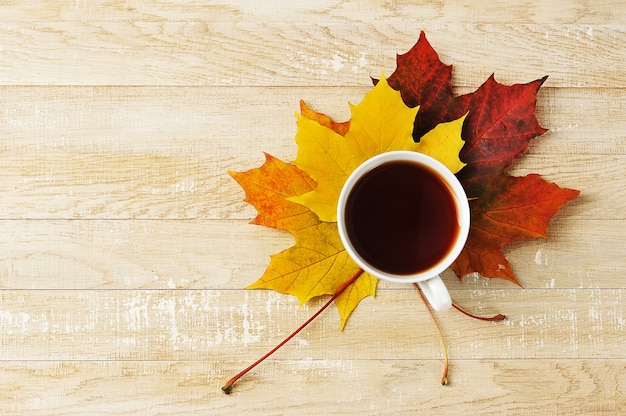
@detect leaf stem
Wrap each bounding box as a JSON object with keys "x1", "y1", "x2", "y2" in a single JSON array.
[
  {"x1": 452, "y1": 302, "x2": 505, "y2": 322},
  {"x1": 413, "y1": 283, "x2": 449, "y2": 385},
  {"x1": 222, "y1": 268, "x2": 365, "y2": 394}
]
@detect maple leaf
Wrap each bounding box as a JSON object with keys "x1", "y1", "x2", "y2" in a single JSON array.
[
  {"x1": 451, "y1": 174, "x2": 580, "y2": 282},
  {"x1": 229, "y1": 76, "x2": 466, "y2": 329},
  {"x1": 229, "y1": 153, "x2": 377, "y2": 330},
  {"x1": 456, "y1": 75, "x2": 548, "y2": 194},
  {"x1": 289, "y1": 75, "x2": 466, "y2": 223},
  {"x1": 384, "y1": 31, "x2": 580, "y2": 284},
  {"x1": 299, "y1": 100, "x2": 350, "y2": 137},
  {"x1": 229, "y1": 153, "x2": 319, "y2": 234},
  {"x1": 384, "y1": 31, "x2": 465, "y2": 139}
]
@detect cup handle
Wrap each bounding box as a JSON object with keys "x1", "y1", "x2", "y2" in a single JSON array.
[{"x1": 417, "y1": 275, "x2": 452, "y2": 312}]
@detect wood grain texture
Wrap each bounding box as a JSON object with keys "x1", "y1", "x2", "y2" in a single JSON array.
[
  {"x1": 0, "y1": 21, "x2": 623, "y2": 87},
  {"x1": 0, "y1": 152, "x2": 612, "y2": 219},
  {"x1": 0, "y1": 86, "x2": 623, "y2": 155},
  {"x1": 0, "y1": 86, "x2": 620, "y2": 220},
  {"x1": 1, "y1": 360, "x2": 624, "y2": 415},
  {"x1": 1, "y1": 289, "x2": 625, "y2": 360},
  {"x1": 0, "y1": 219, "x2": 622, "y2": 290},
  {"x1": 0, "y1": 1, "x2": 624, "y2": 414},
  {"x1": 1, "y1": 0, "x2": 625, "y2": 24}
]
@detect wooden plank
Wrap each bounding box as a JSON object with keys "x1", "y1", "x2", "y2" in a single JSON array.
[
  {"x1": 0, "y1": 220, "x2": 287, "y2": 290},
  {"x1": 0, "y1": 22, "x2": 623, "y2": 87},
  {"x1": 0, "y1": 288, "x2": 624, "y2": 360},
  {"x1": 0, "y1": 86, "x2": 616, "y2": 220},
  {"x1": 1, "y1": 0, "x2": 625, "y2": 24},
  {"x1": 0, "y1": 359, "x2": 624, "y2": 415},
  {"x1": 0, "y1": 219, "x2": 622, "y2": 290},
  {"x1": 0, "y1": 152, "x2": 240, "y2": 219},
  {"x1": 0, "y1": 152, "x2": 607, "y2": 219},
  {"x1": 0, "y1": 86, "x2": 624, "y2": 156}
]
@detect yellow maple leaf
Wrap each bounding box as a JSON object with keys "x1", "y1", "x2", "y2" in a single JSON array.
[
  {"x1": 289, "y1": 75, "x2": 466, "y2": 222},
  {"x1": 249, "y1": 220, "x2": 377, "y2": 330},
  {"x1": 248, "y1": 222, "x2": 359, "y2": 302},
  {"x1": 230, "y1": 75, "x2": 466, "y2": 330},
  {"x1": 333, "y1": 271, "x2": 377, "y2": 330}
]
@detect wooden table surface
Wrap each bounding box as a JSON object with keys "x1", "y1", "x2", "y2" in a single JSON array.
[{"x1": 0, "y1": 1, "x2": 624, "y2": 415}]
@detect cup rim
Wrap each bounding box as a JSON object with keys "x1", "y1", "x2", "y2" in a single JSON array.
[{"x1": 336, "y1": 150, "x2": 471, "y2": 283}]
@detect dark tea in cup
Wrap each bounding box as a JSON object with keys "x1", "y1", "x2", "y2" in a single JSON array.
[{"x1": 343, "y1": 160, "x2": 460, "y2": 275}]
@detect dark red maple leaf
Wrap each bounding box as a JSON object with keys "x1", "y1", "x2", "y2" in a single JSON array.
[
  {"x1": 456, "y1": 74, "x2": 548, "y2": 195},
  {"x1": 385, "y1": 31, "x2": 465, "y2": 139},
  {"x1": 384, "y1": 31, "x2": 579, "y2": 284}
]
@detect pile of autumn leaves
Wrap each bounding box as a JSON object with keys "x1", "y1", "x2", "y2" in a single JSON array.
[{"x1": 230, "y1": 32, "x2": 579, "y2": 329}]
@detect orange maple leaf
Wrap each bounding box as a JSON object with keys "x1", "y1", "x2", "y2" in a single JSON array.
[
  {"x1": 229, "y1": 154, "x2": 376, "y2": 330},
  {"x1": 229, "y1": 153, "x2": 318, "y2": 234},
  {"x1": 299, "y1": 100, "x2": 350, "y2": 136}
]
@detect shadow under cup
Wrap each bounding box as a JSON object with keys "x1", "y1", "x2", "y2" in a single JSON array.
[{"x1": 337, "y1": 151, "x2": 470, "y2": 308}]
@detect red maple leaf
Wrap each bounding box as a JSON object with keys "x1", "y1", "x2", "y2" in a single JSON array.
[{"x1": 384, "y1": 32, "x2": 579, "y2": 284}]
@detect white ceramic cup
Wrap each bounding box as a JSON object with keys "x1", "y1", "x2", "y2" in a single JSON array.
[{"x1": 337, "y1": 151, "x2": 470, "y2": 311}]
